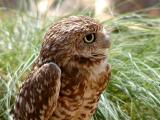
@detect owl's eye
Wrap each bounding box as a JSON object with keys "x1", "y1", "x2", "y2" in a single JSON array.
[{"x1": 84, "y1": 33, "x2": 95, "y2": 44}]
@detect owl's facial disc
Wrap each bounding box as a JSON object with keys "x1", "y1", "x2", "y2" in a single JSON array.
[
  {"x1": 91, "y1": 31, "x2": 110, "y2": 59},
  {"x1": 76, "y1": 28, "x2": 110, "y2": 61}
]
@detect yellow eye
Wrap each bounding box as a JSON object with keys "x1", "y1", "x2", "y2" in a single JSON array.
[{"x1": 84, "y1": 33, "x2": 95, "y2": 44}]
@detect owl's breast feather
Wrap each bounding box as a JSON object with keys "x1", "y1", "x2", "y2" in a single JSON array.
[{"x1": 51, "y1": 60, "x2": 111, "y2": 120}]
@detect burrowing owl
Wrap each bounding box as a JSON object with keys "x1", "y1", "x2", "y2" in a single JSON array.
[{"x1": 12, "y1": 16, "x2": 111, "y2": 120}]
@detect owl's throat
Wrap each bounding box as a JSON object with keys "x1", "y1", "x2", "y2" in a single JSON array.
[{"x1": 72, "y1": 55, "x2": 106, "y2": 67}]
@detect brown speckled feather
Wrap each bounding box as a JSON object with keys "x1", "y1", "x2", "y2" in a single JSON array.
[
  {"x1": 13, "y1": 63, "x2": 61, "y2": 120},
  {"x1": 13, "y1": 16, "x2": 111, "y2": 120}
]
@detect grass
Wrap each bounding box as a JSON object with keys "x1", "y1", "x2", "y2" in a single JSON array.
[
  {"x1": 0, "y1": 10, "x2": 160, "y2": 120},
  {"x1": 96, "y1": 15, "x2": 160, "y2": 120}
]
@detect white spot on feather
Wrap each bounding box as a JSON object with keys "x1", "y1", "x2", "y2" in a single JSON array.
[
  {"x1": 48, "y1": 97, "x2": 54, "y2": 107},
  {"x1": 43, "y1": 104, "x2": 47, "y2": 110},
  {"x1": 25, "y1": 102, "x2": 30, "y2": 112},
  {"x1": 40, "y1": 109, "x2": 45, "y2": 114},
  {"x1": 24, "y1": 90, "x2": 27, "y2": 97},
  {"x1": 17, "y1": 96, "x2": 22, "y2": 104},
  {"x1": 40, "y1": 115, "x2": 44, "y2": 120},
  {"x1": 39, "y1": 95, "x2": 42, "y2": 101},
  {"x1": 36, "y1": 88, "x2": 41, "y2": 93}
]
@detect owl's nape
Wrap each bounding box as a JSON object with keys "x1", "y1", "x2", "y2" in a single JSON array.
[{"x1": 12, "y1": 63, "x2": 61, "y2": 119}]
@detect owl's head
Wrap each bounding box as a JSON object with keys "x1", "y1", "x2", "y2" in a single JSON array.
[{"x1": 40, "y1": 16, "x2": 110, "y2": 68}]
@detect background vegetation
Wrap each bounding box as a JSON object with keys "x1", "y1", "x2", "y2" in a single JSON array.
[{"x1": 0, "y1": 1, "x2": 160, "y2": 120}]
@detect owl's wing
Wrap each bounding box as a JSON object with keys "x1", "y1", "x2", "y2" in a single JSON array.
[{"x1": 13, "y1": 63, "x2": 61, "y2": 120}]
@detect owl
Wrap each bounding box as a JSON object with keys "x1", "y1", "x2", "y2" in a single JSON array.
[{"x1": 12, "y1": 16, "x2": 111, "y2": 120}]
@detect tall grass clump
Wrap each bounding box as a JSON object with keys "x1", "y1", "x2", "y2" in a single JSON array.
[
  {"x1": 94, "y1": 14, "x2": 160, "y2": 120},
  {"x1": 0, "y1": 10, "x2": 160, "y2": 120}
]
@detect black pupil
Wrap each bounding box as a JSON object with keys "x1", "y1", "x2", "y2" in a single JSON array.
[{"x1": 86, "y1": 34, "x2": 93, "y2": 41}]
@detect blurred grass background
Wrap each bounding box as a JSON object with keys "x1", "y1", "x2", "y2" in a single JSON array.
[{"x1": 0, "y1": 0, "x2": 160, "y2": 120}]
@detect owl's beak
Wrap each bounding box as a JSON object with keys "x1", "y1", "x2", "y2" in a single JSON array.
[
  {"x1": 104, "y1": 34, "x2": 111, "y2": 48},
  {"x1": 102, "y1": 29, "x2": 111, "y2": 49}
]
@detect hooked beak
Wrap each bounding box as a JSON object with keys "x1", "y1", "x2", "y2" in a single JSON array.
[{"x1": 102, "y1": 29, "x2": 111, "y2": 49}]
